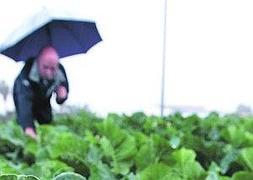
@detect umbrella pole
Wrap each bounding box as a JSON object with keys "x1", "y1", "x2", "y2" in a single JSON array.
[{"x1": 160, "y1": 0, "x2": 168, "y2": 117}]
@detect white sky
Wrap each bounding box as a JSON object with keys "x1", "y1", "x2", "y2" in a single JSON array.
[{"x1": 1, "y1": 0, "x2": 253, "y2": 116}]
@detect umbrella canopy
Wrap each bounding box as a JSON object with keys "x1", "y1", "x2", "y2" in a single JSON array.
[{"x1": 0, "y1": 9, "x2": 102, "y2": 62}]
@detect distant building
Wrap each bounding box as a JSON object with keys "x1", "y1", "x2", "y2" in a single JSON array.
[
  {"x1": 236, "y1": 104, "x2": 252, "y2": 116},
  {"x1": 167, "y1": 105, "x2": 208, "y2": 116}
]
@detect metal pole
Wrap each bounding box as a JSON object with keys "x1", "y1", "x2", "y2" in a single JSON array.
[{"x1": 160, "y1": 0, "x2": 168, "y2": 117}]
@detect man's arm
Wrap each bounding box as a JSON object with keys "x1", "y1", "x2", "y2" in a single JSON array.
[{"x1": 56, "y1": 64, "x2": 69, "y2": 104}]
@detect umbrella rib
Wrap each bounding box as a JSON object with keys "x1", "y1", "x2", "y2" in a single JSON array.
[
  {"x1": 46, "y1": 25, "x2": 52, "y2": 45},
  {"x1": 60, "y1": 23, "x2": 87, "y2": 51},
  {"x1": 16, "y1": 37, "x2": 33, "y2": 61}
]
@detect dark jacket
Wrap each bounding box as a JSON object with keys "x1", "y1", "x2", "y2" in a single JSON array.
[{"x1": 13, "y1": 58, "x2": 69, "y2": 129}]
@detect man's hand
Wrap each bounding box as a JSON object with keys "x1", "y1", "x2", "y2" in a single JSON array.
[
  {"x1": 25, "y1": 127, "x2": 37, "y2": 139},
  {"x1": 56, "y1": 86, "x2": 67, "y2": 100}
]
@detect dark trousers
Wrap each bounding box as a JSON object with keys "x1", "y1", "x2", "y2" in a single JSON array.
[
  {"x1": 13, "y1": 80, "x2": 52, "y2": 130},
  {"x1": 32, "y1": 103, "x2": 53, "y2": 124}
]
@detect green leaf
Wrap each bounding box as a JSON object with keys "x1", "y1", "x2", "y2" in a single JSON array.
[
  {"x1": 0, "y1": 157, "x2": 19, "y2": 174},
  {"x1": 166, "y1": 148, "x2": 205, "y2": 179},
  {"x1": 205, "y1": 172, "x2": 219, "y2": 180},
  {"x1": 96, "y1": 119, "x2": 125, "y2": 147},
  {"x1": 114, "y1": 134, "x2": 136, "y2": 161},
  {"x1": 169, "y1": 136, "x2": 181, "y2": 149},
  {"x1": 121, "y1": 173, "x2": 139, "y2": 180},
  {"x1": 139, "y1": 163, "x2": 172, "y2": 180},
  {"x1": 232, "y1": 171, "x2": 253, "y2": 180},
  {"x1": 89, "y1": 162, "x2": 116, "y2": 180},
  {"x1": 100, "y1": 137, "x2": 114, "y2": 158},
  {"x1": 46, "y1": 132, "x2": 88, "y2": 160},
  {"x1": 244, "y1": 132, "x2": 253, "y2": 146},
  {"x1": 240, "y1": 148, "x2": 253, "y2": 171},
  {"x1": 53, "y1": 172, "x2": 86, "y2": 180},
  {"x1": 221, "y1": 126, "x2": 247, "y2": 147},
  {"x1": 220, "y1": 149, "x2": 239, "y2": 174},
  {"x1": 134, "y1": 140, "x2": 156, "y2": 171},
  {"x1": 151, "y1": 134, "x2": 172, "y2": 162},
  {"x1": 22, "y1": 160, "x2": 73, "y2": 180},
  {"x1": 17, "y1": 175, "x2": 40, "y2": 180},
  {"x1": 0, "y1": 121, "x2": 25, "y2": 147},
  {"x1": 59, "y1": 155, "x2": 90, "y2": 177},
  {"x1": 132, "y1": 132, "x2": 148, "y2": 148},
  {"x1": 86, "y1": 145, "x2": 103, "y2": 165},
  {"x1": 205, "y1": 162, "x2": 230, "y2": 180},
  {"x1": 0, "y1": 175, "x2": 39, "y2": 180},
  {"x1": 98, "y1": 121, "x2": 137, "y2": 175},
  {"x1": 100, "y1": 134, "x2": 136, "y2": 175}
]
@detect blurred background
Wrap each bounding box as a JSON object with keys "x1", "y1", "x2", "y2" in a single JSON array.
[{"x1": 1, "y1": 0, "x2": 253, "y2": 117}]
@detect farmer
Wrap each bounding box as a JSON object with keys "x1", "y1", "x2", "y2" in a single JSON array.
[{"x1": 13, "y1": 46, "x2": 69, "y2": 138}]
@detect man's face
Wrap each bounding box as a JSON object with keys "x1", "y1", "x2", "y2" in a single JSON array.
[{"x1": 38, "y1": 48, "x2": 59, "y2": 80}]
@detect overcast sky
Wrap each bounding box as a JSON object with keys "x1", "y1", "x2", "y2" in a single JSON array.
[{"x1": 1, "y1": 0, "x2": 253, "y2": 116}]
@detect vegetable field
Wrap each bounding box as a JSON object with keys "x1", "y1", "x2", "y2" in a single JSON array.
[{"x1": 1, "y1": 111, "x2": 253, "y2": 180}]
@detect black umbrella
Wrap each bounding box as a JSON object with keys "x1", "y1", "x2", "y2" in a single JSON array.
[{"x1": 0, "y1": 10, "x2": 102, "y2": 61}]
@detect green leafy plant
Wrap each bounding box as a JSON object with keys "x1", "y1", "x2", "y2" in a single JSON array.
[{"x1": 1, "y1": 111, "x2": 253, "y2": 179}]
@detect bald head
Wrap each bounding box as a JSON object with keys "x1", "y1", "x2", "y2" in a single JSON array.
[{"x1": 37, "y1": 46, "x2": 59, "y2": 80}]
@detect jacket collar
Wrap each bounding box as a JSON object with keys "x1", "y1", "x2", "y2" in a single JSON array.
[
  {"x1": 29, "y1": 60, "x2": 40, "y2": 83},
  {"x1": 28, "y1": 60, "x2": 66, "y2": 84}
]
